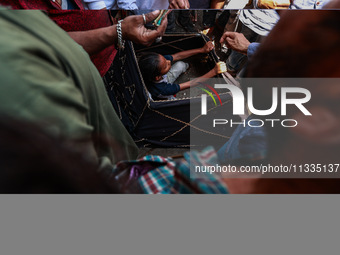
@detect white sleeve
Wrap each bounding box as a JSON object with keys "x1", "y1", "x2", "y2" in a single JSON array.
[
  {"x1": 224, "y1": 0, "x2": 250, "y2": 9},
  {"x1": 82, "y1": 0, "x2": 108, "y2": 10}
]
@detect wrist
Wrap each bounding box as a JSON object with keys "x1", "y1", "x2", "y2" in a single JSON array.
[
  {"x1": 200, "y1": 47, "x2": 206, "y2": 53},
  {"x1": 120, "y1": 19, "x2": 128, "y2": 41},
  {"x1": 212, "y1": 67, "x2": 218, "y2": 76},
  {"x1": 242, "y1": 42, "x2": 251, "y2": 55}
]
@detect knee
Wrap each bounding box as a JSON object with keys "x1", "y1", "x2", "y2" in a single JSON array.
[{"x1": 176, "y1": 61, "x2": 189, "y2": 72}]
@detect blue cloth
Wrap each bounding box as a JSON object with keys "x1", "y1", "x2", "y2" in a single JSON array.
[
  {"x1": 65, "y1": 0, "x2": 77, "y2": 9},
  {"x1": 164, "y1": 55, "x2": 173, "y2": 63},
  {"x1": 148, "y1": 82, "x2": 180, "y2": 99},
  {"x1": 217, "y1": 115, "x2": 267, "y2": 164},
  {"x1": 147, "y1": 55, "x2": 181, "y2": 99},
  {"x1": 136, "y1": 0, "x2": 169, "y2": 9},
  {"x1": 83, "y1": 0, "x2": 138, "y2": 10},
  {"x1": 247, "y1": 42, "x2": 260, "y2": 59}
]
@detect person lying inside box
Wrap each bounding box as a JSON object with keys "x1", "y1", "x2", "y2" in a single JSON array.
[{"x1": 138, "y1": 41, "x2": 226, "y2": 100}]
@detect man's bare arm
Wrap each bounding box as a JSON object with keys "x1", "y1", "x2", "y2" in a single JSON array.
[
  {"x1": 172, "y1": 41, "x2": 214, "y2": 62},
  {"x1": 179, "y1": 63, "x2": 224, "y2": 90},
  {"x1": 68, "y1": 26, "x2": 117, "y2": 55},
  {"x1": 210, "y1": 0, "x2": 225, "y2": 9},
  {"x1": 68, "y1": 11, "x2": 169, "y2": 56}
]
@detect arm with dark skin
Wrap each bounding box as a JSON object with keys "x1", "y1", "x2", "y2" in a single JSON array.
[
  {"x1": 210, "y1": 0, "x2": 225, "y2": 9},
  {"x1": 175, "y1": 42, "x2": 225, "y2": 90},
  {"x1": 171, "y1": 41, "x2": 214, "y2": 62},
  {"x1": 68, "y1": 26, "x2": 118, "y2": 55},
  {"x1": 68, "y1": 11, "x2": 168, "y2": 55},
  {"x1": 179, "y1": 63, "x2": 225, "y2": 90}
]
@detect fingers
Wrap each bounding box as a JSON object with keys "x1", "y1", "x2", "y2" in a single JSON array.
[
  {"x1": 145, "y1": 18, "x2": 168, "y2": 45},
  {"x1": 178, "y1": 0, "x2": 189, "y2": 9},
  {"x1": 155, "y1": 11, "x2": 169, "y2": 34},
  {"x1": 216, "y1": 61, "x2": 227, "y2": 74},
  {"x1": 143, "y1": 29, "x2": 162, "y2": 46},
  {"x1": 177, "y1": 0, "x2": 185, "y2": 8},
  {"x1": 169, "y1": 0, "x2": 189, "y2": 9},
  {"x1": 138, "y1": 11, "x2": 169, "y2": 46},
  {"x1": 219, "y1": 33, "x2": 227, "y2": 44},
  {"x1": 225, "y1": 37, "x2": 233, "y2": 48},
  {"x1": 169, "y1": 0, "x2": 179, "y2": 9},
  {"x1": 184, "y1": 0, "x2": 190, "y2": 9},
  {"x1": 206, "y1": 41, "x2": 214, "y2": 51},
  {"x1": 170, "y1": 3, "x2": 179, "y2": 9},
  {"x1": 220, "y1": 31, "x2": 236, "y2": 43},
  {"x1": 144, "y1": 10, "x2": 161, "y2": 24}
]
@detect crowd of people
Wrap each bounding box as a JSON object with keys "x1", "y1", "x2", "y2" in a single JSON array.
[
  {"x1": 0, "y1": 0, "x2": 340, "y2": 193},
  {"x1": 0, "y1": 0, "x2": 335, "y2": 10}
]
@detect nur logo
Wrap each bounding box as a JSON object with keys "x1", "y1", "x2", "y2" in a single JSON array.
[
  {"x1": 200, "y1": 84, "x2": 312, "y2": 117},
  {"x1": 198, "y1": 84, "x2": 223, "y2": 115}
]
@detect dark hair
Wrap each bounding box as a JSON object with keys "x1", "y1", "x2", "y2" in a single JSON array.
[
  {"x1": 0, "y1": 116, "x2": 119, "y2": 194},
  {"x1": 137, "y1": 52, "x2": 162, "y2": 84}
]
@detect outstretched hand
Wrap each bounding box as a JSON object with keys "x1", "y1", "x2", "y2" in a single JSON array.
[
  {"x1": 220, "y1": 32, "x2": 250, "y2": 55},
  {"x1": 201, "y1": 41, "x2": 214, "y2": 53},
  {"x1": 169, "y1": 0, "x2": 190, "y2": 9},
  {"x1": 121, "y1": 11, "x2": 169, "y2": 46},
  {"x1": 214, "y1": 62, "x2": 227, "y2": 75}
]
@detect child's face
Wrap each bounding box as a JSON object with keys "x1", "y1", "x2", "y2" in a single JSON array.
[{"x1": 158, "y1": 55, "x2": 172, "y2": 76}]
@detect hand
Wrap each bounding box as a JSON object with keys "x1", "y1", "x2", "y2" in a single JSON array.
[
  {"x1": 121, "y1": 11, "x2": 169, "y2": 46},
  {"x1": 169, "y1": 0, "x2": 190, "y2": 9},
  {"x1": 201, "y1": 41, "x2": 214, "y2": 54},
  {"x1": 220, "y1": 32, "x2": 250, "y2": 55},
  {"x1": 214, "y1": 62, "x2": 227, "y2": 75}
]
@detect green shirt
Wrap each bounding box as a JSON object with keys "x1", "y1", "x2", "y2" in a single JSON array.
[{"x1": 0, "y1": 10, "x2": 138, "y2": 171}]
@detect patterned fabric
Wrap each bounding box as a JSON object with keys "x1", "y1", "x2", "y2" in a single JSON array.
[
  {"x1": 113, "y1": 147, "x2": 229, "y2": 194},
  {"x1": 239, "y1": 10, "x2": 280, "y2": 36}
]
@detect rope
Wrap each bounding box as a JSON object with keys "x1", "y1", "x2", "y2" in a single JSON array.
[{"x1": 135, "y1": 35, "x2": 199, "y2": 53}]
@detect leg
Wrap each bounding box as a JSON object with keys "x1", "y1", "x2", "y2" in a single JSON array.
[{"x1": 166, "y1": 61, "x2": 189, "y2": 84}]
